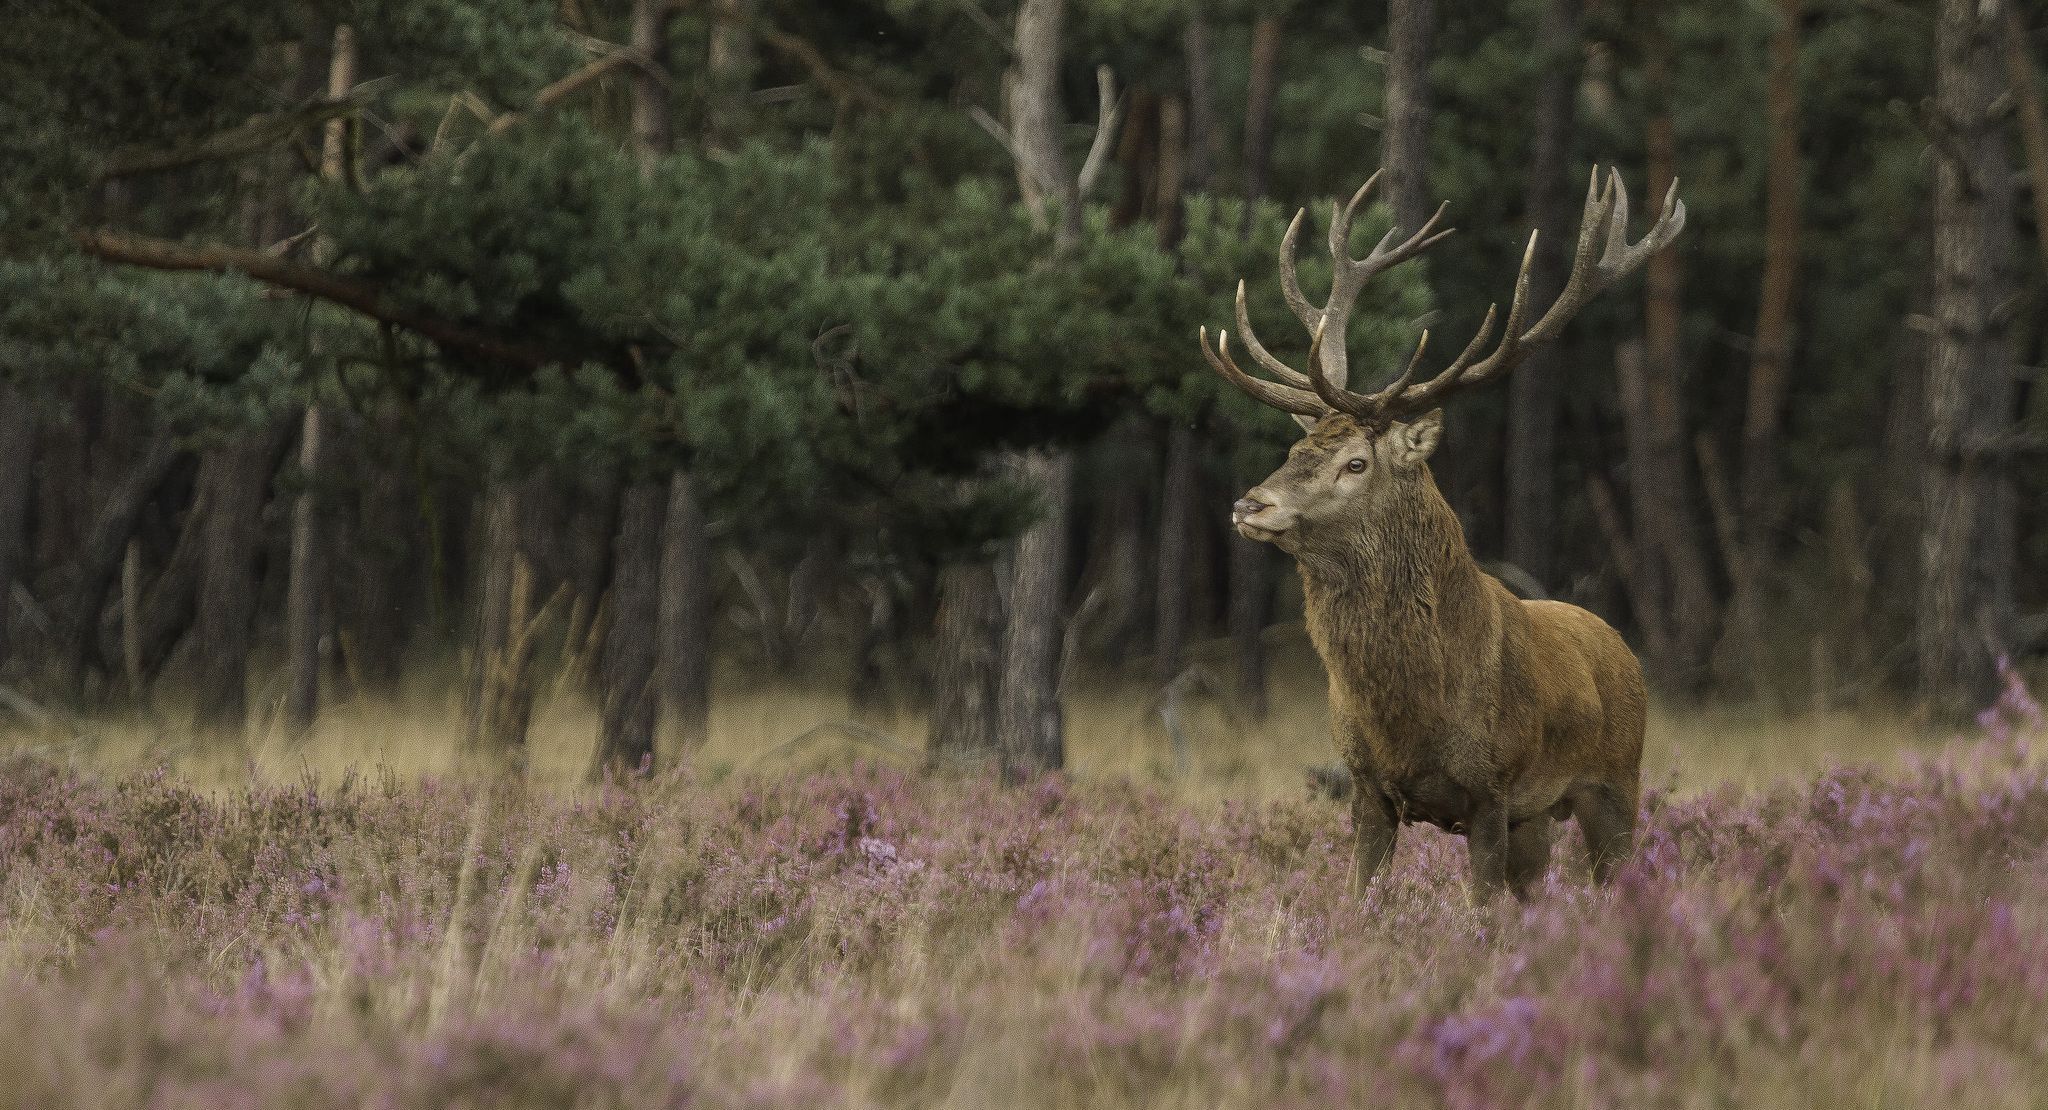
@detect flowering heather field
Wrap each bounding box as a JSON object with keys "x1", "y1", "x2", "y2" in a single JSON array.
[{"x1": 2, "y1": 676, "x2": 2047, "y2": 1108}]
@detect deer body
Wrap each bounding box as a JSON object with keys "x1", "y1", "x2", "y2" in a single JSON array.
[{"x1": 1199, "y1": 167, "x2": 1681, "y2": 899}]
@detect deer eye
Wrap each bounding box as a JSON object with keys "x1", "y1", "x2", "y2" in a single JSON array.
[{"x1": 1345, "y1": 458, "x2": 1367, "y2": 474}]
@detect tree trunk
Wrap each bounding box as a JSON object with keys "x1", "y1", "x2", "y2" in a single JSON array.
[
  {"x1": 463, "y1": 478, "x2": 534, "y2": 757},
  {"x1": 281, "y1": 406, "x2": 326, "y2": 732},
  {"x1": 191, "y1": 433, "x2": 280, "y2": 730},
  {"x1": 705, "y1": 0, "x2": 756, "y2": 150},
  {"x1": 656, "y1": 472, "x2": 713, "y2": 752},
  {"x1": 927, "y1": 561, "x2": 1002, "y2": 768},
  {"x1": 990, "y1": 0, "x2": 1077, "y2": 774},
  {"x1": 1000, "y1": 449, "x2": 1072, "y2": 777},
  {"x1": 1228, "y1": 16, "x2": 1286, "y2": 707},
  {"x1": 1154, "y1": 424, "x2": 1198, "y2": 685},
  {"x1": 1502, "y1": 0, "x2": 1581, "y2": 588},
  {"x1": 280, "y1": 23, "x2": 356, "y2": 735},
  {"x1": 1241, "y1": 17, "x2": 1283, "y2": 234},
  {"x1": 1382, "y1": 0, "x2": 1436, "y2": 236},
  {"x1": 2005, "y1": 4, "x2": 2048, "y2": 266},
  {"x1": 1921, "y1": 0, "x2": 2019, "y2": 716},
  {"x1": 56, "y1": 431, "x2": 182, "y2": 689},
  {"x1": 1183, "y1": 13, "x2": 1217, "y2": 194},
  {"x1": 0, "y1": 382, "x2": 35, "y2": 675},
  {"x1": 592, "y1": 481, "x2": 665, "y2": 778},
  {"x1": 1636, "y1": 26, "x2": 1717, "y2": 692},
  {"x1": 1723, "y1": 0, "x2": 1804, "y2": 687}
]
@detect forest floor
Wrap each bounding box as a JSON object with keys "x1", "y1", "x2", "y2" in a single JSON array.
[{"x1": 0, "y1": 644, "x2": 2043, "y2": 1107}]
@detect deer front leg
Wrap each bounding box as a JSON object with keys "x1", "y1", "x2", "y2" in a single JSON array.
[
  {"x1": 1465, "y1": 801, "x2": 1511, "y2": 902},
  {"x1": 1350, "y1": 789, "x2": 1398, "y2": 894}
]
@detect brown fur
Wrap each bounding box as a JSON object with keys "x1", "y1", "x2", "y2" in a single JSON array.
[{"x1": 1236, "y1": 410, "x2": 1645, "y2": 900}]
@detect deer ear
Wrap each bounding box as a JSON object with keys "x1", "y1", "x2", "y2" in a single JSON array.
[{"x1": 1395, "y1": 410, "x2": 1442, "y2": 463}]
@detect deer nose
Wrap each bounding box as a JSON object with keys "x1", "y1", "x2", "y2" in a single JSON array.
[{"x1": 1232, "y1": 497, "x2": 1269, "y2": 520}]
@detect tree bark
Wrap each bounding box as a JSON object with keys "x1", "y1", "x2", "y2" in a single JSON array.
[
  {"x1": 991, "y1": 0, "x2": 1077, "y2": 775},
  {"x1": 1723, "y1": 0, "x2": 1804, "y2": 687},
  {"x1": 191, "y1": 432, "x2": 281, "y2": 730},
  {"x1": 1382, "y1": 0, "x2": 1436, "y2": 236},
  {"x1": 1502, "y1": 0, "x2": 1581, "y2": 588},
  {"x1": 592, "y1": 481, "x2": 665, "y2": 778},
  {"x1": 1241, "y1": 17, "x2": 1283, "y2": 234},
  {"x1": 55, "y1": 431, "x2": 182, "y2": 688},
  {"x1": 2006, "y1": 4, "x2": 2048, "y2": 265},
  {"x1": 1228, "y1": 16, "x2": 1286, "y2": 709},
  {"x1": 656, "y1": 472, "x2": 713, "y2": 752},
  {"x1": 1921, "y1": 0, "x2": 2019, "y2": 716},
  {"x1": 1636, "y1": 25, "x2": 1716, "y2": 692},
  {"x1": 1000, "y1": 450, "x2": 1073, "y2": 777},
  {"x1": 927, "y1": 561, "x2": 1002, "y2": 768},
  {"x1": 280, "y1": 23, "x2": 356, "y2": 735},
  {"x1": 463, "y1": 479, "x2": 533, "y2": 757},
  {"x1": 0, "y1": 382, "x2": 35, "y2": 675}
]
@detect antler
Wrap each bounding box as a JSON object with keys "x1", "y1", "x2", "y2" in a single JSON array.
[{"x1": 1205, "y1": 166, "x2": 1686, "y2": 430}]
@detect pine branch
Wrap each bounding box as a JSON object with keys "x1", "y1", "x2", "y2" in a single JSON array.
[
  {"x1": 73, "y1": 227, "x2": 560, "y2": 373},
  {"x1": 98, "y1": 79, "x2": 396, "y2": 180}
]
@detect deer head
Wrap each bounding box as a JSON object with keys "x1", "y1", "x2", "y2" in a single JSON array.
[{"x1": 1204, "y1": 168, "x2": 1685, "y2": 554}]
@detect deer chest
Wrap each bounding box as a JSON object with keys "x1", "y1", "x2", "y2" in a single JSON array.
[{"x1": 1378, "y1": 770, "x2": 1476, "y2": 832}]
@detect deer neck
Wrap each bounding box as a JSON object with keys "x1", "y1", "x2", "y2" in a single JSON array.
[{"x1": 1293, "y1": 468, "x2": 1489, "y2": 717}]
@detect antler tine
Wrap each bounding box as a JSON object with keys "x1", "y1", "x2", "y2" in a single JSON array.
[
  {"x1": 1356, "y1": 200, "x2": 1453, "y2": 281},
  {"x1": 1523, "y1": 166, "x2": 1681, "y2": 348},
  {"x1": 1468, "y1": 230, "x2": 1541, "y2": 385},
  {"x1": 1363, "y1": 329, "x2": 1431, "y2": 405},
  {"x1": 1276, "y1": 209, "x2": 1320, "y2": 331},
  {"x1": 1200, "y1": 326, "x2": 1327, "y2": 417},
  {"x1": 1235, "y1": 280, "x2": 1319, "y2": 391},
  {"x1": 1327, "y1": 171, "x2": 1381, "y2": 264},
  {"x1": 1387, "y1": 303, "x2": 1497, "y2": 413}
]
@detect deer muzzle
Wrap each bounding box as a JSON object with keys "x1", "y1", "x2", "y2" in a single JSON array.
[{"x1": 1232, "y1": 492, "x2": 1295, "y2": 541}]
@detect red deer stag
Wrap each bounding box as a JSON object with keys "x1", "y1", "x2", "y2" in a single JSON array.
[{"x1": 1200, "y1": 168, "x2": 1683, "y2": 900}]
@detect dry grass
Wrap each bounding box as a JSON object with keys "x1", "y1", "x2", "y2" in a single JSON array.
[{"x1": 0, "y1": 630, "x2": 1951, "y2": 798}]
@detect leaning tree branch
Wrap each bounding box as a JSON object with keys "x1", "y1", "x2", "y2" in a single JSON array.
[
  {"x1": 98, "y1": 79, "x2": 397, "y2": 180},
  {"x1": 73, "y1": 228, "x2": 560, "y2": 372}
]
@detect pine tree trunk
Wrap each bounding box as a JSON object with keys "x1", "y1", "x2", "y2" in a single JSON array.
[
  {"x1": 1502, "y1": 0, "x2": 1581, "y2": 588},
  {"x1": 282, "y1": 406, "x2": 326, "y2": 733},
  {"x1": 463, "y1": 479, "x2": 529, "y2": 757},
  {"x1": 1241, "y1": 17, "x2": 1283, "y2": 234},
  {"x1": 1228, "y1": 16, "x2": 1286, "y2": 708},
  {"x1": 990, "y1": 0, "x2": 1076, "y2": 774},
  {"x1": 1154, "y1": 424, "x2": 1198, "y2": 685},
  {"x1": 56, "y1": 431, "x2": 182, "y2": 689},
  {"x1": 1921, "y1": 0, "x2": 2019, "y2": 716},
  {"x1": 2005, "y1": 4, "x2": 2048, "y2": 267},
  {"x1": 1724, "y1": 0, "x2": 1803, "y2": 686},
  {"x1": 928, "y1": 561, "x2": 1002, "y2": 768},
  {"x1": 192, "y1": 433, "x2": 280, "y2": 730},
  {"x1": 1383, "y1": 0, "x2": 1436, "y2": 237},
  {"x1": 0, "y1": 382, "x2": 35, "y2": 675},
  {"x1": 592, "y1": 481, "x2": 665, "y2": 778},
  {"x1": 1000, "y1": 449, "x2": 1072, "y2": 777},
  {"x1": 1637, "y1": 27, "x2": 1717, "y2": 692},
  {"x1": 656, "y1": 472, "x2": 713, "y2": 752}
]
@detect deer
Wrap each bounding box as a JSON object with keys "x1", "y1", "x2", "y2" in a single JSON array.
[{"x1": 1199, "y1": 167, "x2": 1684, "y2": 901}]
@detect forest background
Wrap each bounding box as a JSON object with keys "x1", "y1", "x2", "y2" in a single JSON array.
[{"x1": 2, "y1": 0, "x2": 2043, "y2": 783}]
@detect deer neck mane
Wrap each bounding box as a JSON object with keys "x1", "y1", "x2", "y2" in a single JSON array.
[{"x1": 1292, "y1": 467, "x2": 1492, "y2": 713}]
